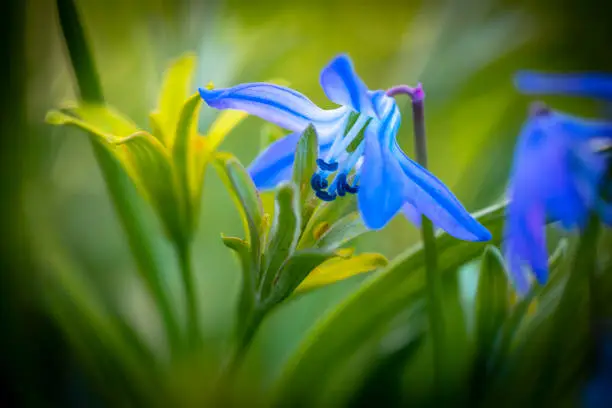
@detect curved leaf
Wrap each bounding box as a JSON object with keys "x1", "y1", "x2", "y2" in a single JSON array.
[
  {"x1": 151, "y1": 53, "x2": 196, "y2": 146},
  {"x1": 213, "y1": 153, "x2": 264, "y2": 262},
  {"x1": 296, "y1": 253, "x2": 388, "y2": 294},
  {"x1": 261, "y1": 183, "x2": 301, "y2": 296},
  {"x1": 173, "y1": 93, "x2": 202, "y2": 236},
  {"x1": 114, "y1": 132, "x2": 183, "y2": 243}
]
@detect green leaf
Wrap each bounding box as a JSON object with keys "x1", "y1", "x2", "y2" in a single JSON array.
[
  {"x1": 260, "y1": 183, "x2": 301, "y2": 298},
  {"x1": 150, "y1": 53, "x2": 197, "y2": 146},
  {"x1": 114, "y1": 132, "x2": 184, "y2": 244},
  {"x1": 296, "y1": 252, "x2": 388, "y2": 294},
  {"x1": 46, "y1": 108, "x2": 186, "y2": 245},
  {"x1": 484, "y1": 238, "x2": 570, "y2": 401},
  {"x1": 297, "y1": 195, "x2": 359, "y2": 249},
  {"x1": 64, "y1": 103, "x2": 139, "y2": 135},
  {"x1": 267, "y1": 250, "x2": 336, "y2": 306},
  {"x1": 475, "y1": 245, "x2": 509, "y2": 355},
  {"x1": 534, "y1": 216, "x2": 601, "y2": 400},
  {"x1": 348, "y1": 330, "x2": 426, "y2": 408},
  {"x1": 292, "y1": 124, "x2": 318, "y2": 206},
  {"x1": 315, "y1": 212, "x2": 368, "y2": 251},
  {"x1": 272, "y1": 202, "x2": 507, "y2": 406},
  {"x1": 45, "y1": 108, "x2": 130, "y2": 159},
  {"x1": 213, "y1": 153, "x2": 264, "y2": 261},
  {"x1": 173, "y1": 93, "x2": 202, "y2": 237},
  {"x1": 222, "y1": 235, "x2": 257, "y2": 340}
]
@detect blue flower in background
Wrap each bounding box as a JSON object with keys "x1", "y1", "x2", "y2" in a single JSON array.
[
  {"x1": 583, "y1": 328, "x2": 612, "y2": 408},
  {"x1": 503, "y1": 102, "x2": 612, "y2": 294},
  {"x1": 515, "y1": 71, "x2": 612, "y2": 101},
  {"x1": 199, "y1": 54, "x2": 491, "y2": 241}
]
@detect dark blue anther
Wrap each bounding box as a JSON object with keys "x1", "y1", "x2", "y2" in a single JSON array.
[
  {"x1": 344, "y1": 183, "x2": 359, "y2": 194},
  {"x1": 310, "y1": 174, "x2": 320, "y2": 191},
  {"x1": 310, "y1": 173, "x2": 329, "y2": 192},
  {"x1": 316, "y1": 158, "x2": 339, "y2": 172},
  {"x1": 315, "y1": 190, "x2": 337, "y2": 202},
  {"x1": 336, "y1": 174, "x2": 347, "y2": 197}
]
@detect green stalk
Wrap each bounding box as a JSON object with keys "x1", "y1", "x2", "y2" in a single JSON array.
[
  {"x1": 56, "y1": 0, "x2": 181, "y2": 353},
  {"x1": 176, "y1": 242, "x2": 200, "y2": 349},
  {"x1": 390, "y1": 84, "x2": 446, "y2": 397}
]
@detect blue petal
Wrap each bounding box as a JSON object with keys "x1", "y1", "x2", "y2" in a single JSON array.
[
  {"x1": 199, "y1": 83, "x2": 347, "y2": 138},
  {"x1": 248, "y1": 132, "x2": 333, "y2": 191},
  {"x1": 583, "y1": 376, "x2": 612, "y2": 408},
  {"x1": 511, "y1": 111, "x2": 610, "y2": 230},
  {"x1": 502, "y1": 233, "x2": 531, "y2": 295},
  {"x1": 357, "y1": 122, "x2": 406, "y2": 229},
  {"x1": 515, "y1": 71, "x2": 612, "y2": 101},
  {"x1": 320, "y1": 54, "x2": 376, "y2": 117},
  {"x1": 503, "y1": 200, "x2": 548, "y2": 294},
  {"x1": 556, "y1": 111, "x2": 612, "y2": 140},
  {"x1": 597, "y1": 202, "x2": 612, "y2": 226},
  {"x1": 401, "y1": 203, "x2": 422, "y2": 227},
  {"x1": 392, "y1": 145, "x2": 492, "y2": 242}
]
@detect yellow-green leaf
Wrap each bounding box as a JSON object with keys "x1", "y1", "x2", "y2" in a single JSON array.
[
  {"x1": 63, "y1": 103, "x2": 138, "y2": 136},
  {"x1": 151, "y1": 53, "x2": 197, "y2": 147},
  {"x1": 296, "y1": 253, "x2": 388, "y2": 293},
  {"x1": 206, "y1": 110, "x2": 248, "y2": 151},
  {"x1": 173, "y1": 93, "x2": 202, "y2": 237},
  {"x1": 45, "y1": 108, "x2": 129, "y2": 162},
  {"x1": 114, "y1": 132, "x2": 183, "y2": 244}
]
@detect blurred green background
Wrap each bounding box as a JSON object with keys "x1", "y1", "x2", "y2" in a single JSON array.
[{"x1": 3, "y1": 0, "x2": 612, "y2": 405}]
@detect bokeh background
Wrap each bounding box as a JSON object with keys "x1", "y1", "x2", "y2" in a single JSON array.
[{"x1": 3, "y1": 0, "x2": 612, "y2": 405}]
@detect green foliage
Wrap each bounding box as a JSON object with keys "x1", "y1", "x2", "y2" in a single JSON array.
[
  {"x1": 475, "y1": 245, "x2": 509, "y2": 357},
  {"x1": 215, "y1": 126, "x2": 388, "y2": 363},
  {"x1": 28, "y1": 1, "x2": 612, "y2": 407}
]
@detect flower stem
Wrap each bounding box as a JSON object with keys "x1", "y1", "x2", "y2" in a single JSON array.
[
  {"x1": 56, "y1": 0, "x2": 181, "y2": 354},
  {"x1": 388, "y1": 83, "x2": 446, "y2": 399},
  {"x1": 177, "y1": 243, "x2": 200, "y2": 350}
]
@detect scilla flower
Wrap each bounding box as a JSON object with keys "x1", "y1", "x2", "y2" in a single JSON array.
[
  {"x1": 199, "y1": 54, "x2": 490, "y2": 241},
  {"x1": 503, "y1": 102, "x2": 612, "y2": 294},
  {"x1": 515, "y1": 71, "x2": 612, "y2": 101}
]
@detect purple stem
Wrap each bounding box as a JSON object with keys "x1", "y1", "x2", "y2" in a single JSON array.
[
  {"x1": 385, "y1": 83, "x2": 426, "y2": 102},
  {"x1": 387, "y1": 82, "x2": 445, "y2": 401}
]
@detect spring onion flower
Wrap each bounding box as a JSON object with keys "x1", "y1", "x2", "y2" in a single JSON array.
[
  {"x1": 503, "y1": 102, "x2": 612, "y2": 294},
  {"x1": 515, "y1": 71, "x2": 612, "y2": 101},
  {"x1": 199, "y1": 54, "x2": 490, "y2": 241}
]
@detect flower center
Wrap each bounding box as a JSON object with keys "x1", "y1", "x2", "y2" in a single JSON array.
[{"x1": 310, "y1": 113, "x2": 371, "y2": 201}]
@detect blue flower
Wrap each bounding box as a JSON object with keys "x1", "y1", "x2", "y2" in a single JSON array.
[
  {"x1": 583, "y1": 328, "x2": 612, "y2": 408},
  {"x1": 503, "y1": 102, "x2": 612, "y2": 294},
  {"x1": 199, "y1": 54, "x2": 491, "y2": 241},
  {"x1": 515, "y1": 71, "x2": 612, "y2": 101}
]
